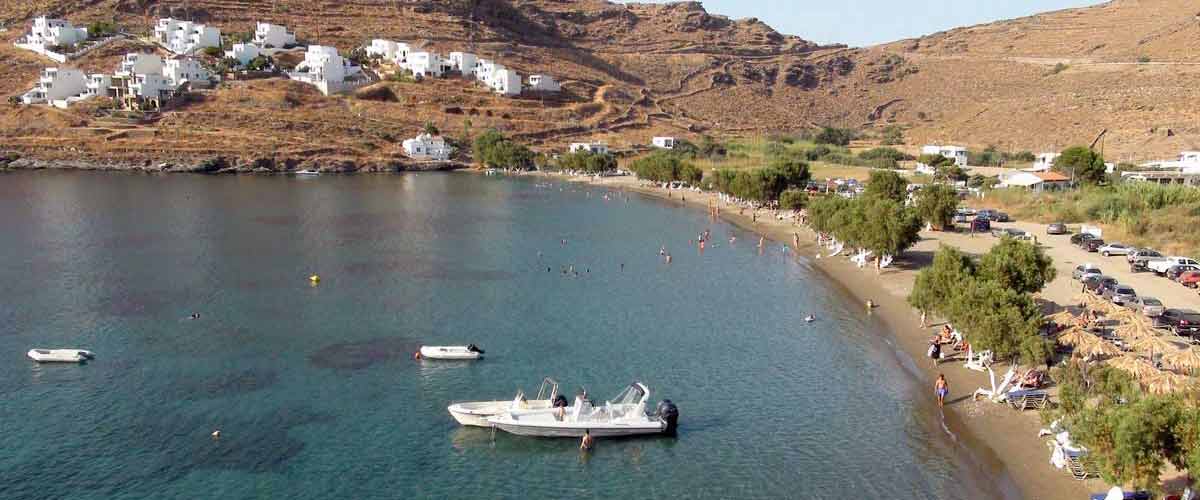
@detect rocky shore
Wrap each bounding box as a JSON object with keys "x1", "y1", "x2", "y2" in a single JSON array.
[{"x1": 0, "y1": 153, "x2": 468, "y2": 174}]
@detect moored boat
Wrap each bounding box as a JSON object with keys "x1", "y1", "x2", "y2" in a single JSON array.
[
  {"x1": 27, "y1": 349, "x2": 95, "y2": 363},
  {"x1": 294, "y1": 169, "x2": 321, "y2": 176},
  {"x1": 418, "y1": 344, "x2": 484, "y2": 360},
  {"x1": 487, "y1": 382, "x2": 679, "y2": 438},
  {"x1": 448, "y1": 377, "x2": 562, "y2": 427}
]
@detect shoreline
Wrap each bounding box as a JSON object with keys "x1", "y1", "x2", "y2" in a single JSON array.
[{"x1": 534, "y1": 171, "x2": 1093, "y2": 500}]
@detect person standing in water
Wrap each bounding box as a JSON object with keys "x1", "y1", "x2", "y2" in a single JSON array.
[
  {"x1": 580, "y1": 430, "x2": 595, "y2": 451},
  {"x1": 934, "y1": 374, "x2": 949, "y2": 407}
]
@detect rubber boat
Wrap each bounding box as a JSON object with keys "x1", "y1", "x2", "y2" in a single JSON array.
[
  {"x1": 27, "y1": 349, "x2": 95, "y2": 363},
  {"x1": 487, "y1": 382, "x2": 679, "y2": 438},
  {"x1": 419, "y1": 344, "x2": 484, "y2": 360},
  {"x1": 448, "y1": 377, "x2": 561, "y2": 427}
]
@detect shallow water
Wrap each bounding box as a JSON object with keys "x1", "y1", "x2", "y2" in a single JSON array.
[{"x1": 0, "y1": 171, "x2": 1011, "y2": 499}]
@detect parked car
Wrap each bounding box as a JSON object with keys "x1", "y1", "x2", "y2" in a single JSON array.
[
  {"x1": 1127, "y1": 248, "x2": 1163, "y2": 264},
  {"x1": 1047, "y1": 222, "x2": 1068, "y2": 235},
  {"x1": 1073, "y1": 264, "x2": 1102, "y2": 281},
  {"x1": 1166, "y1": 264, "x2": 1200, "y2": 281},
  {"x1": 1098, "y1": 243, "x2": 1134, "y2": 257},
  {"x1": 1179, "y1": 271, "x2": 1200, "y2": 288},
  {"x1": 954, "y1": 211, "x2": 972, "y2": 223},
  {"x1": 1148, "y1": 257, "x2": 1200, "y2": 275},
  {"x1": 1084, "y1": 275, "x2": 1117, "y2": 294},
  {"x1": 971, "y1": 217, "x2": 990, "y2": 232},
  {"x1": 1157, "y1": 309, "x2": 1200, "y2": 335},
  {"x1": 976, "y1": 209, "x2": 997, "y2": 221},
  {"x1": 1103, "y1": 284, "x2": 1137, "y2": 305},
  {"x1": 1070, "y1": 233, "x2": 1096, "y2": 246},
  {"x1": 1130, "y1": 296, "x2": 1165, "y2": 318},
  {"x1": 994, "y1": 212, "x2": 1010, "y2": 222},
  {"x1": 1082, "y1": 238, "x2": 1106, "y2": 252}
]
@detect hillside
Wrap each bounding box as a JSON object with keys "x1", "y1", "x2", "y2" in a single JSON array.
[{"x1": 0, "y1": 0, "x2": 1197, "y2": 169}]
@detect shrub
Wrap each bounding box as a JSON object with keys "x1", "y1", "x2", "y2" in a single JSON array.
[
  {"x1": 557, "y1": 151, "x2": 617, "y2": 173},
  {"x1": 628, "y1": 151, "x2": 702, "y2": 184},
  {"x1": 859, "y1": 147, "x2": 912, "y2": 162},
  {"x1": 814, "y1": 126, "x2": 855, "y2": 146},
  {"x1": 201, "y1": 46, "x2": 223, "y2": 58},
  {"x1": 472, "y1": 129, "x2": 533, "y2": 169},
  {"x1": 779, "y1": 188, "x2": 807, "y2": 210},
  {"x1": 1053, "y1": 146, "x2": 1106, "y2": 184}
]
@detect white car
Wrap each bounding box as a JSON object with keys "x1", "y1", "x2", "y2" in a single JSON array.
[
  {"x1": 1098, "y1": 243, "x2": 1133, "y2": 257},
  {"x1": 1147, "y1": 257, "x2": 1200, "y2": 275}
]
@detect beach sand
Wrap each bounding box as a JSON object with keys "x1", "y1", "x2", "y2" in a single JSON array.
[{"x1": 539, "y1": 172, "x2": 1100, "y2": 500}]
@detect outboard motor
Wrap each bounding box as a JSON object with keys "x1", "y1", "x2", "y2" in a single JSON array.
[
  {"x1": 467, "y1": 344, "x2": 485, "y2": 354},
  {"x1": 656, "y1": 400, "x2": 679, "y2": 435}
]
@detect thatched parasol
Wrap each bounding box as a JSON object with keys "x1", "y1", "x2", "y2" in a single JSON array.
[
  {"x1": 1113, "y1": 318, "x2": 1155, "y2": 340},
  {"x1": 1057, "y1": 327, "x2": 1097, "y2": 347},
  {"x1": 1162, "y1": 347, "x2": 1200, "y2": 372},
  {"x1": 1047, "y1": 310, "x2": 1078, "y2": 328},
  {"x1": 1131, "y1": 334, "x2": 1178, "y2": 356},
  {"x1": 1145, "y1": 372, "x2": 1190, "y2": 395},
  {"x1": 1107, "y1": 354, "x2": 1160, "y2": 380},
  {"x1": 1105, "y1": 307, "x2": 1140, "y2": 323},
  {"x1": 1078, "y1": 339, "x2": 1123, "y2": 359}
]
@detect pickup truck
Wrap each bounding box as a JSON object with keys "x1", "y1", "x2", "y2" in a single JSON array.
[{"x1": 1147, "y1": 257, "x2": 1200, "y2": 276}]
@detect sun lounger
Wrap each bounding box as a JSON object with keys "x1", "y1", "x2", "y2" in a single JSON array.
[
  {"x1": 963, "y1": 348, "x2": 994, "y2": 372},
  {"x1": 973, "y1": 366, "x2": 1017, "y2": 402},
  {"x1": 1005, "y1": 389, "x2": 1051, "y2": 411},
  {"x1": 1066, "y1": 452, "x2": 1100, "y2": 480}
]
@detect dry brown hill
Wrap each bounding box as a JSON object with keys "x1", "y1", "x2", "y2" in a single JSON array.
[{"x1": 0, "y1": 0, "x2": 1197, "y2": 169}]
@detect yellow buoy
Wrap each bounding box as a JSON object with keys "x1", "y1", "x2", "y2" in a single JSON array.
[{"x1": 309, "y1": 275, "x2": 320, "y2": 283}]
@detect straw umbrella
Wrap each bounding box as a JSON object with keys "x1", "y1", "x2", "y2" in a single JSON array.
[
  {"x1": 1107, "y1": 354, "x2": 1160, "y2": 381},
  {"x1": 1113, "y1": 317, "x2": 1155, "y2": 340},
  {"x1": 1057, "y1": 327, "x2": 1097, "y2": 347},
  {"x1": 1145, "y1": 372, "x2": 1190, "y2": 395},
  {"x1": 1105, "y1": 307, "x2": 1139, "y2": 323},
  {"x1": 1161, "y1": 347, "x2": 1200, "y2": 374},
  {"x1": 1131, "y1": 334, "x2": 1177, "y2": 359},
  {"x1": 1078, "y1": 339, "x2": 1123, "y2": 360},
  {"x1": 1047, "y1": 310, "x2": 1077, "y2": 329}
]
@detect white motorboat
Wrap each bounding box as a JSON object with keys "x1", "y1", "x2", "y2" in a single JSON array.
[
  {"x1": 487, "y1": 382, "x2": 679, "y2": 438},
  {"x1": 448, "y1": 377, "x2": 562, "y2": 427},
  {"x1": 419, "y1": 344, "x2": 484, "y2": 360},
  {"x1": 295, "y1": 169, "x2": 321, "y2": 176},
  {"x1": 27, "y1": 349, "x2": 95, "y2": 363}
]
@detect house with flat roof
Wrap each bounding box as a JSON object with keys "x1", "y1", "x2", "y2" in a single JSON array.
[
  {"x1": 163, "y1": 57, "x2": 211, "y2": 87},
  {"x1": 155, "y1": 18, "x2": 220, "y2": 55},
  {"x1": 998, "y1": 171, "x2": 1071, "y2": 191},
  {"x1": 15, "y1": 16, "x2": 89, "y2": 62},
  {"x1": 253, "y1": 22, "x2": 295, "y2": 48},
  {"x1": 225, "y1": 43, "x2": 260, "y2": 65},
  {"x1": 402, "y1": 133, "x2": 452, "y2": 161},
  {"x1": 915, "y1": 145, "x2": 968, "y2": 174},
  {"x1": 491, "y1": 68, "x2": 521, "y2": 96},
  {"x1": 117, "y1": 53, "x2": 164, "y2": 77},
  {"x1": 288, "y1": 45, "x2": 363, "y2": 95},
  {"x1": 527, "y1": 74, "x2": 560, "y2": 93},
  {"x1": 405, "y1": 51, "x2": 446, "y2": 78},
  {"x1": 448, "y1": 52, "x2": 477, "y2": 76},
  {"x1": 569, "y1": 142, "x2": 609, "y2": 155},
  {"x1": 1025, "y1": 152, "x2": 1060, "y2": 172},
  {"x1": 652, "y1": 137, "x2": 677, "y2": 149},
  {"x1": 21, "y1": 67, "x2": 87, "y2": 106}
]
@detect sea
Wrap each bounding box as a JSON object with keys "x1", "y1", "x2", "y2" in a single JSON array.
[{"x1": 0, "y1": 171, "x2": 1014, "y2": 499}]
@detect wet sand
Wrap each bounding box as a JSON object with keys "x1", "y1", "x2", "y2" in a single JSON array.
[{"x1": 531, "y1": 172, "x2": 1097, "y2": 500}]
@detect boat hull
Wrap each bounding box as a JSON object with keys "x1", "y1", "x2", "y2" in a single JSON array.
[
  {"x1": 491, "y1": 421, "x2": 666, "y2": 438},
  {"x1": 448, "y1": 400, "x2": 554, "y2": 427},
  {"x1": 419, "y1": 346, "x2": 481, "y2": 360},
  {"x1": 27, "y1": 349, "x2": 93, "y2": 363}
]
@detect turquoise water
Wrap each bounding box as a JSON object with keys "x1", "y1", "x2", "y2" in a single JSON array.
[{"x1": 0, "y1": 171, "x2": 1011, "y2": 499}]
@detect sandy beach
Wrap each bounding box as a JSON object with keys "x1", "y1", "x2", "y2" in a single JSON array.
[{"x1": 534, "y1": 171, "x2": 1106, "y2": 500}]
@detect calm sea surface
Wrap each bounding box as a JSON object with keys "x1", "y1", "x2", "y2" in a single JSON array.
[{"x1": 0, "y1": 171, "x2": 1012, "y2": 499}]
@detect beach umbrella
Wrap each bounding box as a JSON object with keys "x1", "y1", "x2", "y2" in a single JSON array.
[
  {"x1": 1105, "y1": 307, "x2": 1139, "y2": 323},
  {"x1": 1057, "y1": 327, "x2": 1096, "y2": 347},
  {"x1": 1047, "y1": 310, "x2": 1077, "y2": 328},
  {"x1": 1131, "y1": 334, "x2": 1177, "y2": 356},
  {"x1": 1145, "y1": 372, "x2": 1189, "y2": 395},
  {"x1": 1107, "y1": 354, "x2": 1160, "y2": 381},
  {"x1": 1113, "y1": 319, "x2": 1152, "y2": 340},
  {"x1": 1078, "y1": 339, "x2": 1123, "y2": 360},
  {"x1": 1162, "y1": 347, "x2": 1200, "y2": 373}
]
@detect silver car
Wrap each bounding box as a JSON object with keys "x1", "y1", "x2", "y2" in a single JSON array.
[
  {"x1": 1131, "y1": 296, "x2": 1164, "y2": 318},
  {"x1": 1105, "y1": 284, "x2": 1137, "y2": 306},
  {"x1": 1099, "y1": 243, "x2": 1134, "y2": 257}
]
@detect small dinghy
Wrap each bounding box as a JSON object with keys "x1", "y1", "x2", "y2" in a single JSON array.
[
  {"x1": 295, "y1": 169, "x2": 321, "y2": 176},
  {"x1": 448, "y1": 378, "x2": 561, "y2": 427},
  {"x1": 418, "y1": 344, "x2": 484, "y2": 360},
  {"x1": 27, "y1": 349, "x2": 94, "y2": 363}
]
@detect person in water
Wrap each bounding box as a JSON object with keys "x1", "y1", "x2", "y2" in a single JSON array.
[
  {"x1": 580, "y1": 430, "x2": 595, "y2": 451},
  {"x1": 934, "y1": 374, "x2": 949, "y2": 407}
]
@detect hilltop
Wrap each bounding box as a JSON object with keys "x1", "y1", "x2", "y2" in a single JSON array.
[{"x1": 0, "y1": 0, "x2": 1197, "y2": 170}]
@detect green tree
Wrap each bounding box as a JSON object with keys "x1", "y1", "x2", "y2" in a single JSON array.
[
  {"x1": 917, "y1": 154, "x2": 954, "y2": 169},
  {"x1": 935, "y1": 164, "x2": 967, "y2": 183},
  {"x1": 806, "y1": 195, "x2": 853, "y2": 235},
  {"x1": 947, "y1": 278, "x2": 1043, "y2": 362},
  {"x1": 629, "y1": 151, "x2": 702, "y2": 184},
  {"x1": 977, "y1": 237, "x2": 1057, "y2": 295},
  {"x1": 857, "y1": 198, "x2": 922, "y2": 256},
  {"x1": 423, "y1": 121, "x2": 440, "y2": 136},
  {"x1": 558, "y1": 151, "x2": 617, "y2": 173},
  {"x1": 908, "y1": 245, "x2": 975, "y2": 317},
  {"x1": 863, "y1": 170, "x2": 908, "y2": 202},
  {"x1": 473, "y1": 129, "x2": 533, "y2": 169},
  {"x1": 1053, "y1": 146, "x2": 1106, "y2": 185},
  {"x1": 779, "y1": 189, "x2": 807, "y2": 210},
  {"x1": 1074, "y1": 397, "x2": 1186, "y2": 490},
  {"x1": 814, "y1": 127, "x2": 855, "y2": 146},
  {"x1": 914, "y1": 184, "x2": 959, "y2": 230}
]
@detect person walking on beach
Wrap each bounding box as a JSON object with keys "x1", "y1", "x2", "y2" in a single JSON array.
[
  {"x1": 928, "y1": 337, "x2": 942, "y2": 367},
  {"x1": 934, "y1": 374, "x2": 949, "y2": 407}
]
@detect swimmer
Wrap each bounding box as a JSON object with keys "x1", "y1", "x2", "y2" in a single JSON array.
[
  {"x1": 190, "y1": 312, "x2": 201, "y2": 320},
  {"x1": 805, "y1": 315, "x2": 815, "y2": 322},
  {"x1": 580, "y1": 430, "x2": 595, "y2": 451},
  {"x1": 659, "y1": 245, "x2": 666, "y2": 256}
]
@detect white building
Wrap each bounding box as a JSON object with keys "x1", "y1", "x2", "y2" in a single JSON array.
[
  {"x1": 405, "y1": 51, "x2": 446, "y2": 78},
  {"x1": 652, "y1": 137, "x2": 677, "y2": 149},
  {"x1": 163, "y1": 57, "x2": 211, "y2": 86},
  {"x1": 253, "y1": 22, "x2": 295, "y2": 48},
  {"x1": 1026, "y1": 152, "x2": 1061, "y2": 172},
  {"x1": 402, "y1": 133, "x2": 452, "y2": 161},
  {"x1": 998, "y1": 171, "x2": 1071, "y2": 191},
  {"x1": 474, "y1": 59, "x2": 497, "y2": 84},
  {"x1": 1139, "y1": 151, "x2": 1200, "y2": 171},
  {"x1": 527, "y1": 74, "x2": 560, "y2": 93},
  {"x1": 916, "y1": 145, "x2": 968, "y2": 174},
  {"x1": 288, "y1": 45, "x2": 362, "y2": 95},
  {"x1": 127, "y1": 73, "x2": 175, "y2": 104},
  {"x1": 84, "y1": 73, "x2": 112, "y2": 98},
  {"x1": 23, "y1": 16, "x2": 88, "y2": 47},
  {"x1": 117, "y1": 52, "x2": 164, "y2": 77},
  {"x1": 448, "y1": 52, "x2": 477, "y2": 75},
  {"x1": 225, "y1": 43, "x2": 261, "y2": 65},
  {"x1": 367, "y1": 39, "x2": 400, "y2": 61},
  {"x1": 491, "y1": 68, "x2": 522, "y2": 96},
  {"x1": 569, "y1": 142, "x2": 609, "y2": 155},
  {"x1": 155, "y1": 18, "x2": 220, "y2": 55},
  {"x1": 21, "y1": 67, "x2": 87, "y2": 105}
]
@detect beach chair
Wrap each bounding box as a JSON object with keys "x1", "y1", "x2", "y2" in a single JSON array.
[
  {"x1": 1005, "y1": 390, "x2": 1051, "y2": 411},
  {"x1": 963, "y1": 348, "x2": 994, "y2": 372},
  {"x1": 1066, "y1": 452, "x2": 1100, "y2": 480},
  {"x1": 972, "y1": 366, "x2": 1017, "y2": 402}
]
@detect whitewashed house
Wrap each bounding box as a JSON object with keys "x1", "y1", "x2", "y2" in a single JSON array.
[
  {"x1": 569, "y1": 142, "x2": 609, "y2": 155},
  {"x1": 366, "y1": 39, "x2": 401, "y2": 61},
  {"x1": 117, "y1": 53, "x2": 164, "y2": 77},
  {"x1": 155, "y1": 18, "x2": 220, "y2": 55},
  {"x1": 225, "y1": 43, "x2": 260, "y2": 65},
  {"x1": 253, "y1": 22, "x2": 295, "y2": 48},
  {"x1": 84, "y1": 74, "x2": 112, "y2": 98},
  {"x1": 652, "y1": 137, "x2": 677, "y2": 149},
  {"x1": 163, "y1": 57, "x2": 211, "y2": 87},
  {"x1": 21, "y1": 67, "x2": 87, "y2": 105},
  {"x1": 916, "y1": 145, "x2": 968, "y2": 174},
  {"x1": 491, "y1": 68, "x2": 521, "y2": 96},
  {"x1": 402, "y1": 133, "x2": 452, "y2": 161},
  {"x1": 15, "y1": 16, "x2": 89, "y2": 62},
  {"x1": 125, "y1": 72, "x2": 175, "y2": 107},
  {"x1": 1139, "y1": 151, "x2": 1200, "y2": 170},
  {"x1": 474, "y1": 59, "x2": 497, "y2": 84},
  {"x1": 405, "y1": 51, "x2": 446, "y2": 78},
  {"x1": 527, "y1": 74, "x2": 560, "y2": 93},
  {"x1": 448, "y1": 52, "x2": 477, "y2": 75},
  {"x1": 288, "y1": 45, "x2": 363, "y2": 95},
  {"x1": 998, "y1": 171, "x2": 1071, "y2": 191},
  {"x1": 1025, "y1": 152, "x2": 1060, "y2": 172}
]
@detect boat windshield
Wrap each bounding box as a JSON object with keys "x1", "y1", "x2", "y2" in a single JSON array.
[{"x1": 608, "y1": 384, "x2": 646, "y2": 406}]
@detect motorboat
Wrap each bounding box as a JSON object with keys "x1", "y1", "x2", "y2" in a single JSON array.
[
  {"x1": 418, "y1": 344, "x2": 484, "y2": 360},
  {"x1": 295, "y1": 169, "x2": 321, "y2": 176},
  {"x1": 27, "y1": 349, "x2": 94, "y2": 363},
  {"x1": 487, "y1": 382, "x2": 679, "y2": 438},
  {"x1": 448, "y1": 377, "x2": 562, "y2": 427}
]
